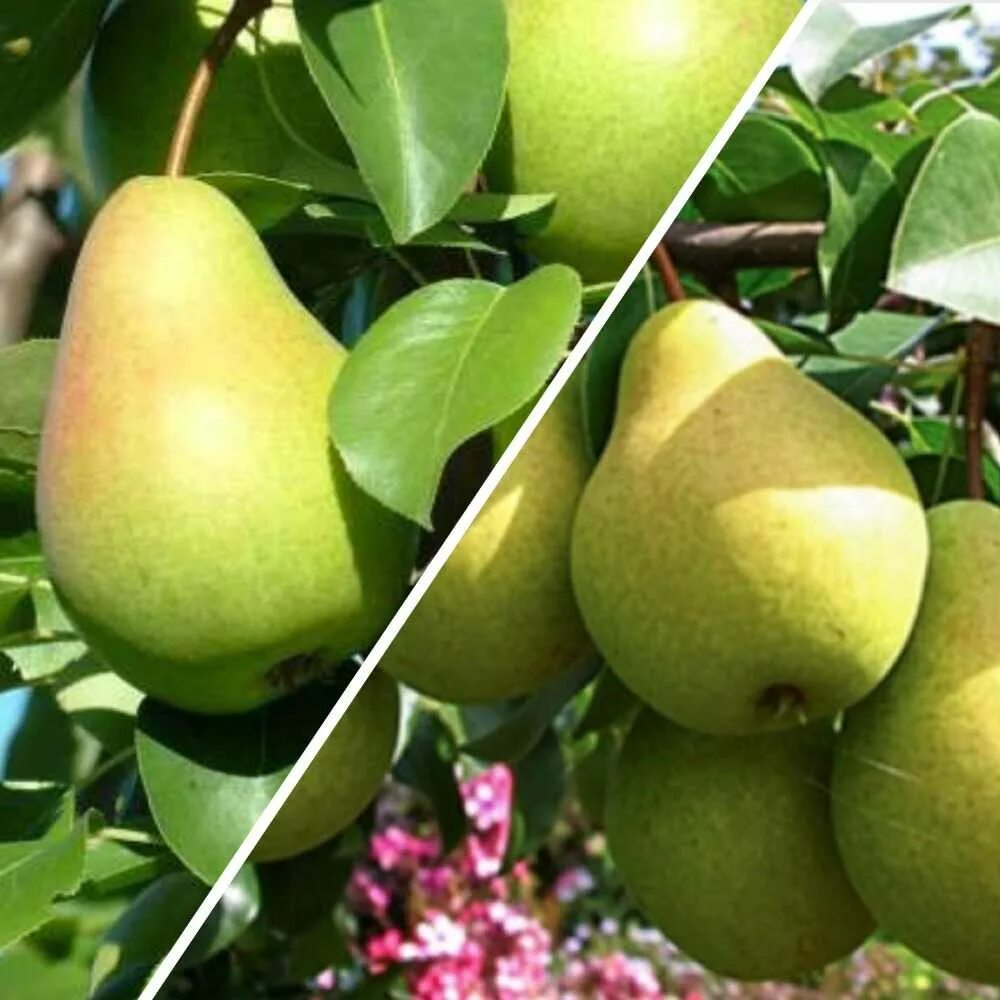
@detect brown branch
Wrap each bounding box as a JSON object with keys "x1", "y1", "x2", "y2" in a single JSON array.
[
  {"x1": 0, "y1": 150, "x2": 66, "y2": 346},
  {"x1": 165, "y1": 0, "x2": 273, "y2": 177},
  {"x1": 664, "y1": 220, "x2": 824, "y2": 271},
  {"x1": 651, "y1": 243, "x2": 686, "y2": 302},
  {"x1": 965, "y1": 322, "x2": 997, "y2": 501}
]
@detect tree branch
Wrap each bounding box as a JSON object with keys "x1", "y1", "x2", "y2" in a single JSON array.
[
  {"x1": 651, "y1": 243, "x2": 686, "y2": 302},
  {"x1": 965, "y1": 322, "x2": 997, "y2": 501},
  {"x1": 165, "y1": 0, "x2": 273, "y2": 177},
  {"x1": 0, "y1": 150, "x2": 66, "y2": 346},
  {"x1": 663, "y1": 220, "x2": 823, "y2": 271}
]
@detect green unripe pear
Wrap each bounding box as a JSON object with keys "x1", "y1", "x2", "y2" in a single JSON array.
[
  {"x1": 382, "y1": 385, "x2": 593, "y2": 703},
  {"x1": 572, "y1": 300, "x2": 929, "y2": 735},
  {"x1": 486, "y1": 0, "x2": 801, "y2": 282},
  {"x1": 833, "y1": 500, "x2": 1000, "y2": 985},
  {"x1": 37, "y1": 177, "x2": 414, "y2": 714},
  {"x1": 606, "y1": 711, "x2": 874, "y2": 981},
  {"x1": 84, "y1": 0, "x2": 350, "y2": 197},
  {"x1": 253, "y1": 670, "x2": 399, "y2": 863}
]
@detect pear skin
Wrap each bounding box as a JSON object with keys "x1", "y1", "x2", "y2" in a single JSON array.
[
  {"x1": 252, "y1": 670, "x2": 399, "y2": 863},
  {"x1": 486, "y1": 0, "x2": 800, "y2": 282},
  {"x1": 606, "y1": 710, "x2": 873, "y2": 980},
  {"x1": 84, "y1": 0, "x2": 350, "y2": 197},
  {"x1": 381, "y1": 385, "x2": 592, "y2": 703},
  {"x1": 572, "y1": 301, "x2": 928, "y2": 734},
  {"x1": 833, "y1": 500, "x2": 1000, "y2": 985},
  {"x1": 38, "y1": 177, "x2": 414, "y2": 714}
]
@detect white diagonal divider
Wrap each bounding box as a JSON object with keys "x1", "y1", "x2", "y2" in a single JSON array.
[{"x1": 139, "y1": 2, "x2": 823, "y2": 993}]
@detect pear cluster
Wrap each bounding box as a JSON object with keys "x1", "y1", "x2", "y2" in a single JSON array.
[{"x1": 391, "y1": 300, "x2": 1000, "y2": 986}]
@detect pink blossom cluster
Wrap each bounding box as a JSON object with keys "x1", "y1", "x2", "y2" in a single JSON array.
[{"x1": 347, "y1": 765, "x2": 555, "y2": 999}]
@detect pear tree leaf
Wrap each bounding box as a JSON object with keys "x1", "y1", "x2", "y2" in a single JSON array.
[
  {"x1": 135, "y1": 685, "x2": 342, "y2": 884},
  {"x1": 330, "y1": 265, "x2": 582, "y2": 526},
  {"x1": 54, "y1": 664, "x2": 143, "y2": 755},
  {"x1": 818, "y1": 142, "x2": 903, "y2": 330},
  {"x1": 504, "y1": 730, "x2": 564, "y2": 865},
  {"x1": 80, "y1": 835, "x2": 175, "y2": 899},
  {"x1": 789, "y1": 0, "x2": 962, "y2": 103},
  {"x1": 460, "y1": 656, "x2": 599, "y2": 763},
  {"x1": 89, "y1": 867, "x2": 260, "y2": 995},
  {"x1": 888, "y1": 112, "x2": 1000, "y2": 324},
  {"x1": 0, "y1": 0, "x2": 111, "y2": 152},
  {"x1": 903, "y1": 417, "x2": 1000, "y2": 505},
  {"x1": 0, "y1": 340, "x2": 58, "y2": 471},
  {"x1": 2, "y1": 688, "x2": 76, "y2": 783},
  {"x1": 0, "y1": 784, "x2": 89, "y2": 949},
  {"x1": 392, "y1": 710, "x2": 466, "y2": 853},
  {"x1": 294, "y1": 0, "x2": 508, "y2": 243},
  {"x1": 447, "y1": 192, "x2": 556, "y2": 227},
  {"x1": 805, "y1": 310, "x2": 936, "y2": 409},
  {"x1": 695, "y1": 113, "x2": 827, "y2": 223},
  {"x1": 574, "y1": 668, "x2": 640, "y2": 738}
]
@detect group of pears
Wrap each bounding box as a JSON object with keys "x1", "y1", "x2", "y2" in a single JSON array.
[
  {"x1": 35, "y1": 0, "x2": 799, "y2": 867},
  {"x1": 390, "y1": 300, "x2": 1000, "y2": 988}
]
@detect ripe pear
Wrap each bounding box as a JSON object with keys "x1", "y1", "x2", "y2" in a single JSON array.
[
  {"x1": 37, "y1": 177, "x2": 414, "y2": 715},
  {"x1": 833, "y1": 500, "x2": 1000, "y2": 985},
  {"x1": 252, "y1": 669, "x2": 399, "y2": 862},
  {"x1": 572, "y1": 301, "x2": 928, "y2": 735},
  {"x1": 382, "y1": 386, "x2": 593, "y2": 703},
  {"x1": 606, "y1": 710, "x2": 874, "y2": 981},
  {"x1": 486, "y1": 0, "x2": 800, "y2": 282},
  {"x1": 84, "y1": 0, "x2": 350, "y2": 197}
]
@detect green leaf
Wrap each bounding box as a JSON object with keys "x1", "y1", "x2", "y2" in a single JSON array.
[
  {"x1": 447, "y1": 192, "x2": 556, "y2": 227},
  {"x1": 135, "y1": 686, "x2": 341, "y2": 884},
  {"x1": 504, "y1": 729, "x2": 564, "y2": 864},
  {"x1": 80, "y1": 835, "x2": 175, "y2": 899},
  {"x1": 0, "y1": 340, "x2": 58, "y2": 472},
  {"x1": 3, "y1": 639, "x2": 89, "y2": 684},
  {"x1": 756, "y1": 319, "x2": 835, "y2": 357},
  {"x1": 200, "y1": 168, "x2": 372, "y2": 230},
  {"x1": 0, "y1": 0, "x2": 111, "y2": 152},
  {"x1": 393, "y1": 710, "x2": 466, "y2": 852},
  {"x1": 575, "y1": 668, "x2": 640, "y2": 738},
  {"x1": 818, "y1": 142, "x2": 903, "y2": 330},
  {"x1": 0, "y1": 784, "x2": 88, "y2": 949},
  {"x1": 904, "y1": 417, "x2": 1000, "y2": 505},
  {"x1": 695, "y1": 113, "x2": 827, "y2": 223},
  {"x1": 581, "y1": 276, "x2": 654, "y2": 459},
  {"x1": 888, "y1": 112, "x2": 1000, "y2": 323},
  {"x1": 89, "y1": 867, "x2": 260, "y2": 994},
  {"x1": 294, "y1": 0, "x2": 508, "y2": 242},
  {"x1": 805, "y1": 310, "x2": 936, "y2": 409},
  {"x1": 789, "y1": 1, "x2": 961, "y2": 103},
  {"x1": 330, "y1": 266, "x2": 581, "y2": 526},
  {"x1": 460, "y1": 656, "x2": 598, "y2": 763},
  {"x1": 2, "y1": 688, "x2": 76, "y2": 783},
  {"x1": 55, "y1": 665, "x2": 143, "y2": 755}
]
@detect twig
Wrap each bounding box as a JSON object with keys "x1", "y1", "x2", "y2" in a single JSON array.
[
  {"x1": 965, "y1": 322, "x2": 996, "y2": 501},
  {"x1": 651, "y1": 243, "x2": 686, "y2": 302},
  {"x1": 165, "y1": 0, "x2": 273, "y2": 177}
]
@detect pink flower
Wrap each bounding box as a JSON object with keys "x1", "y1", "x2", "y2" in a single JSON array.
[{"x1": 371, "y1": 826, "x2": 441, "y2": 872}]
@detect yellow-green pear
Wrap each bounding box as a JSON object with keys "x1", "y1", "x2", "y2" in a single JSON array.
[
  {"x1": 382, "y1": 386, "x2": 593, "y2": 703},
  {"x1": 486, "y1": 0, "x2": 800, "y2": 282},
  {"x1": 37, "y1": 177, "x2": 414, "y2": 715},
  {"x1": 253, "y1": 670, "x2": 399, "y2": 862},
  {"x1": 833, "y1": 500, "x2": 1000, "y2": 985},
  {"x1": 606, "y1": 710, "x2": 874, "y2": 981},
  {"x1": 84, "y1": 0, "x2": 350, "y2": 197},
  {"x1": 572, "y1": 300, "x2": 928, "y2": 735}
]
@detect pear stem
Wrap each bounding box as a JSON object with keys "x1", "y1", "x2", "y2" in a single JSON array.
[
  {"x1": 965, "y1": 322, "x2": 997, "y2": 501},
  {"x1": 164, "y1": 0, "x2": 273, "y2": 178},
  {"x1": 652, "y1": 243, "x2": 686, "y2": 302}
]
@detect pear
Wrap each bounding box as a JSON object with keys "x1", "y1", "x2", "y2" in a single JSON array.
[
  {"x1": 486, "y1": 0, "x2": 800, "y2": 282},
  {"x1": 382, "y1": 385, "x2": 592, "y2": 703},
  {"x1": 252, "y1": 669, "x2": 399, "y2": 862},
  {"x1": 833, "y1": 500, "x2": 1000, "y2": 985},
  {"x1": 37, "y1": 177, "x2": 414, "y2": 715},
  {"x1": 572, "y1": 301, "x2": 928, "y2": 735},
  {"x1": 84, "y1": 0, "x2": 350, "y2": 197},
  {"x1": 606, "y1": 710, "x2": 874, "y2": 981}
]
